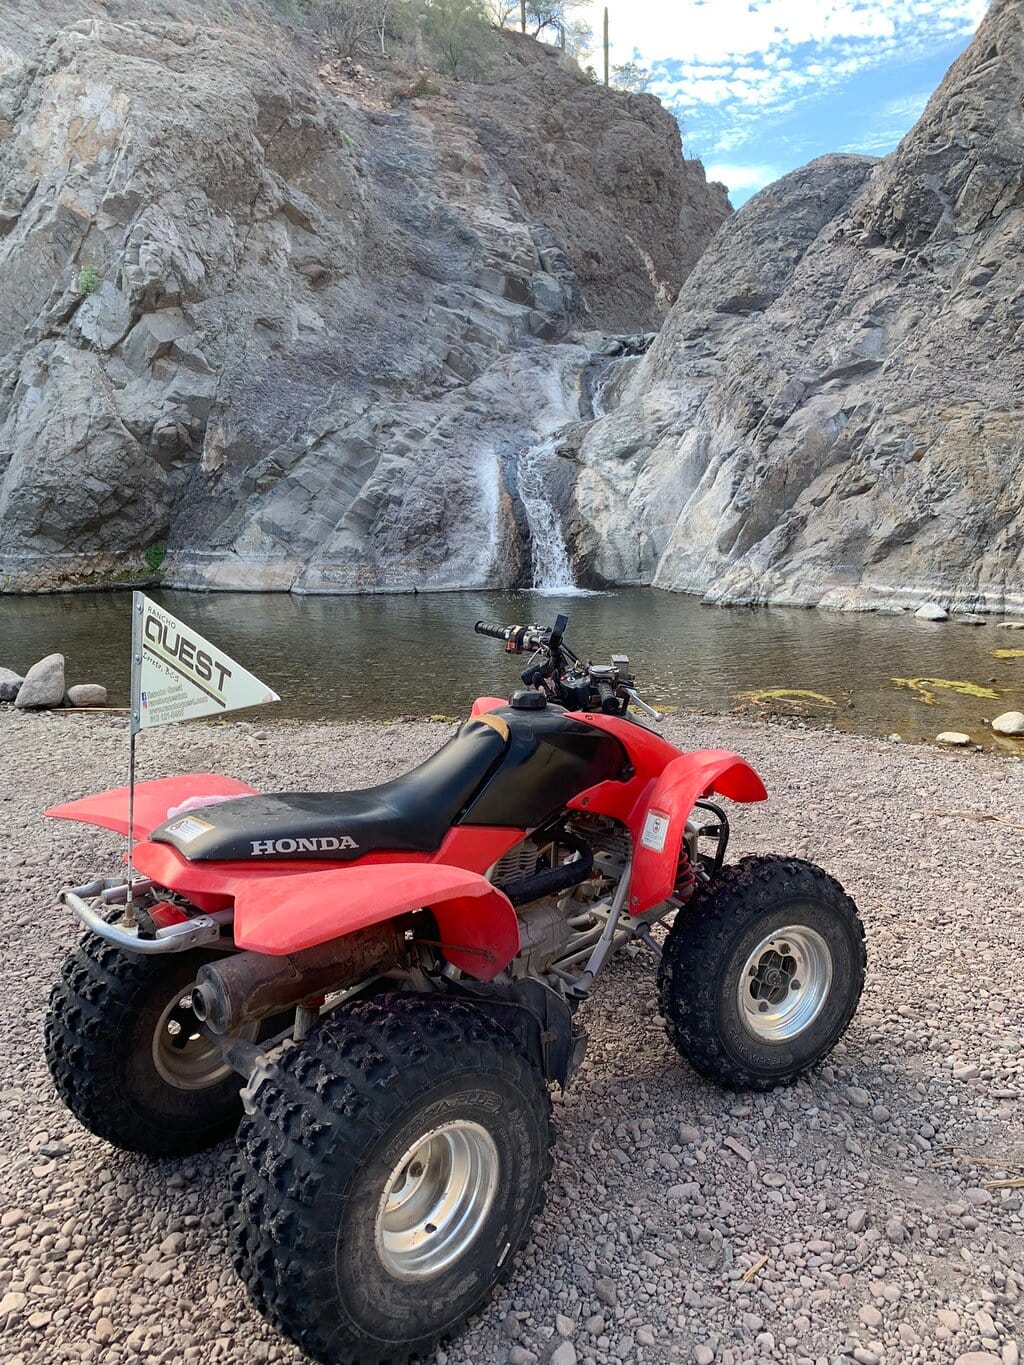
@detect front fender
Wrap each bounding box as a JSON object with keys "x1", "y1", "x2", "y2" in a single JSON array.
[
  {"x1": 232, "y1": 861, "x2": 519, "y2": 979},
  {"x1": 629, "y1": 751, "x2": 767, "y2": 914}
]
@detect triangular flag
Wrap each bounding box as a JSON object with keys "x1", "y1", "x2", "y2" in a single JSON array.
[{"x1": 130, "y1": 591, "x2": 279, "y2": 734}]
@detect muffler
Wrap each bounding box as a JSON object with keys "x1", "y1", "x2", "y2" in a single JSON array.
[{"x1": 192, "y1": 923, "x2": 403, "y2": 1034}]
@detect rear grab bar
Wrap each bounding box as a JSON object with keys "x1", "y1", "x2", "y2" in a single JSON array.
[{"x1": 59, "y1": 879, "x2": 222, "y2": 955}]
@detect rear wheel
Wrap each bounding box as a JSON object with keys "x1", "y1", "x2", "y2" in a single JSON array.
[
  {"x1": 44, "y1": 932, "x2": 254, "y2": 1156},
  {"x1": 658, "y1": 855, "x2": 866, "y2": 1089},
  {"x1": 229, "y1": 993, "x2": 552, "y2": 1365}
]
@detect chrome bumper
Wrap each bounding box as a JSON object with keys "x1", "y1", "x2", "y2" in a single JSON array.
[{"x1": 59, "y1": 879, "x2": 222, "y2": 955}]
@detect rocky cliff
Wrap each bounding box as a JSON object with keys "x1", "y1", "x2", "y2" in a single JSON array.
[
  {"x1": 577, "y1": 0, "x2": 1024, "y2": 614},
  {"x1": 0, "y1": 0, "x2": 728, "y2": 593}
]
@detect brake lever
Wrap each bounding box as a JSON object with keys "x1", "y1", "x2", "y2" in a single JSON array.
[{"x1": 622, "y1": 687, "x2": 664, "y2": 723}]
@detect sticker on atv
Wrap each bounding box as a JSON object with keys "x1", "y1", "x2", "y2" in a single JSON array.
[
  {"x1": 640, "y1": 809, "x2": 671, "y2": 853},
  {"x1": 164, "y1": 815, "x2": 215, "y2": 843}
]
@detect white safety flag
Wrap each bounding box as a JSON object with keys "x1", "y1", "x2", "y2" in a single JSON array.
[{"x1": 129, "y1": 591, "x2": 279, "y2": 734}]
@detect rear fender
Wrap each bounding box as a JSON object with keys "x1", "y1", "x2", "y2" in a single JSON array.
[
  {"x1": 45, "y1": 775, "x2": 257, "y2": 839},
  {"x1": 629, "y1": 751, "x2": 767, "y2": 914},
  {"x1": 231, "y1": 862, "x2": 519, "y2": 979}
]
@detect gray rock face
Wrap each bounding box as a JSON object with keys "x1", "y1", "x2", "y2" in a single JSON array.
[
  {"x1": 14, "y1": 654, "x2": 65, "y2": 708},
  {"x1": 577, "y1": 0, "x2": 1024, "y2": 614},
  {"x1": 992, "y1": 711, "x2": 1024, "y2": 737},
  {"x1": 0, "y1": 1, "x2": 728, "y2": 594},
  {"x1": 0, "y1": 668, "x2": 25, "y2": 701},
  {"x1": 65, "y1": 684, "x2": 108, "y2": 707}
]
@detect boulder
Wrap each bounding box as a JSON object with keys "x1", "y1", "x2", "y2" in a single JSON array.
[
  {"x1": 915, "y1": 604, "x2": 949, "y2": 622},
  {"x1": 992, "y1": 711, "x2": 1024, "y2": 736},
  {"x1": 0, "y1": 667, "x2": 25, "y2": 702},
  {"x1": 65, "y1": 684, "x2": 108, "y2": 708},
  {"x1": 14, "y1": 654, "x2": 66, "y2": 708},
  {"x1": 935, "y1": 731, "x2": 970, "y2": 746}
]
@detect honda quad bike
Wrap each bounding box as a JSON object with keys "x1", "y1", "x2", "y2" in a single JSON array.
[{"x1": 44, "y1": 613, "x2": 866, "y2": 1365}]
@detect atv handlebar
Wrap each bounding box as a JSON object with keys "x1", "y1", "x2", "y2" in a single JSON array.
[
  {"x1": 474, "y1": 621, "x2": 548, "y2": 653},
  {"x1": 473, "y1": 615, "x2": 663, "y2": 723}
]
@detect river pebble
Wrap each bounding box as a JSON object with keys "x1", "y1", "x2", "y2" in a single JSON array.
[{"x1": 1, "y1": 710, "x2": 1022, "y2": 1364}]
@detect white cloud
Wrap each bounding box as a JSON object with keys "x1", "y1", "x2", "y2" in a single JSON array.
[
  {"x1": 601, "y1": 0, "x2": 988, "y2": 70},
  {"x1": 837, "y1": 89, "x2": 934, "y2": 154},
  {"x1": 881, "y1": 90, "x2": 933, "y2": 121},
  {"x1": 704, "y1": 162, "x2": 783, "y2": 194},
  {"x1": 601, "y1": 0, "x2": 989, "y2": 156}
]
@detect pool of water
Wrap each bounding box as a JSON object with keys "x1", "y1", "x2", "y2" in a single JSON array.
[{"x1": 1, "y1": 588, "x2": 1022, "y2": 746}]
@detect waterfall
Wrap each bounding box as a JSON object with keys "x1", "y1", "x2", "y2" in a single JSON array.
[
  {"x1": 590, "y1": 355, "x2": 636, "y2": 418},
  {"x1": 510, "y1": 347, "x2": 640, "y2": 595},
  {"x1": 516, "y1": 436, "x2": 578, "y2": 593}
]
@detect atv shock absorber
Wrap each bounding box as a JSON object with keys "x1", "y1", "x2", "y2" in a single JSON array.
[{"x1": 675, "y1": 846, "x2": 698, "y2": 901}]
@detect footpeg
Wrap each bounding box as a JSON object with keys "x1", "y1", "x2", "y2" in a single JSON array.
[{"x1": 633, "y1": 923, "x2": 663, "y2": 960}]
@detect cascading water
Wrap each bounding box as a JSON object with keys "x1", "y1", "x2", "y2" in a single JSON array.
[
  {"x1": 590, "y1": 354, "x2": 637, "y2": 418},
  {"x1": 510, "y1": 345, "x2": 645, "y2": 594},
  {"x1": 516, "y1": 436, "x2": 578, "y2": 593}
]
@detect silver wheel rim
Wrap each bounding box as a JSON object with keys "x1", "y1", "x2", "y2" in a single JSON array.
[
  {"x1": 152, "y1": 989, "x2": 234, "y2": 1091},
  {"x1": 375, "y1": 1121, "x2": 499, "y2": 1280},
  {"x1": 737, "y1": 924, "x2": 833, "y2": 1043}
]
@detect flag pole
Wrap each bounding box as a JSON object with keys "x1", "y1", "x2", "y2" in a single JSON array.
[{"x1": 126, "y1": 591, "x2": 144, "y2": 926}]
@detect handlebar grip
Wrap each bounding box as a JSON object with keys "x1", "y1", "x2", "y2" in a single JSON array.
[
  {"x1": 596, "y1": 680, "x2": 618, "y2": 713},
  {"x1": 474, "y1": 621, "x2": 510, "y2": 640}
]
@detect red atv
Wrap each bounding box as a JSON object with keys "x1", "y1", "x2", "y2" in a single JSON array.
[{"x1": 45, "y1": 613, "x2": 865, "y2": 1365}]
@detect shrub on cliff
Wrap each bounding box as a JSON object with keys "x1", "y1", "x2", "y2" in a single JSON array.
[
  {"x1": 270, "y1": 0, "x2": 499, "y2": 72},
  {"x1": 417, "y1": 0, "x2": 499, "y2": 78},
  {"x1": 306, "y1": 0, "x2": 409, "y2": 57}
]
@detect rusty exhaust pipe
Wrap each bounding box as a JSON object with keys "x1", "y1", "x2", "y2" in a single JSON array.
[{"x1": 192, "y1": 923, "x2": 403, "y2": 1034}]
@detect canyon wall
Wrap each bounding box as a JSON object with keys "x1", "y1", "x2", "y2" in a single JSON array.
[
  {"x1": 575, "y1": 0, "x2": 1024, "y2": 614},
  {"x1": 0, "y1": 0, "x2": 728, "y2": 593}
]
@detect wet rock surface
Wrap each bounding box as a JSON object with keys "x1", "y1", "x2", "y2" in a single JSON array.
[
  {"x1": 577, "y1": 0, "x2": 1024, "y2": 614},
  {"x1": 1, "y1": 710, "x2": 1022, "y2": 1364},
  {"x1": 0, "y1": 1, "x2": 727, "y2": 596}
]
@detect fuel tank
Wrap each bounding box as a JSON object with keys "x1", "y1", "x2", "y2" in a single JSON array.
[{"x1": 459, "y1": 704, "x2": 628, "y2": 828}]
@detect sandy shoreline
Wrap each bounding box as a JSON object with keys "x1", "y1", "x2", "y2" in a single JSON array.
[{"x1": 1, "y1": 708, "x2": 1022, "y2": 1365}]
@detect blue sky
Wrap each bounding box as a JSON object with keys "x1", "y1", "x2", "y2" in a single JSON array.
[{"x1": 601, "y1": 0, "x2": 989, "y2": 205}]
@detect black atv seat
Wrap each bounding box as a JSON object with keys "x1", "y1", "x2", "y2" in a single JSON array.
[{"x1": 150, "y1": 716, "x2": 508, "y2": 863}]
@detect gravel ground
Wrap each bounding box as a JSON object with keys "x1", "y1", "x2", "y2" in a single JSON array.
[{"x1": 1, "y1": 708, "x2": 1022, "y2": 1365}]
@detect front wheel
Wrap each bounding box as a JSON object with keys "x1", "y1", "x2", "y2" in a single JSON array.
[
  {"x1": 229, "y1": 994, "x2": 552, "y2": 1365},
  {"x1": 658, "y1": 855, "x2": 866, "y2": 1089}
]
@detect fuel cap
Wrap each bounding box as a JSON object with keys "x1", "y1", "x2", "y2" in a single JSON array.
[{"x1": 510, "y1": 689, "x2": 546, "y2": 710}]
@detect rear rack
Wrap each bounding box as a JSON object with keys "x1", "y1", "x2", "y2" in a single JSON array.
[{"x1": 59, "y1": 878, "x2": 222, "y2": 955}]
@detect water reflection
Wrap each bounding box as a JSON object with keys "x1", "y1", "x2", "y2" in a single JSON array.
[{"x1": 1, "y1": 588, "x2": 1021, "y2": 744}]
